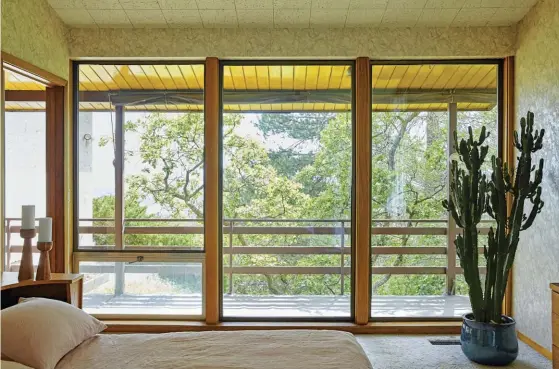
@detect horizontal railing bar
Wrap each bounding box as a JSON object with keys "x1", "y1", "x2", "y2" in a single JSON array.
[
  {"x1": 125, "y1": 226, "x2": 204, "y2": 235},
  {"x1": 372, "y1": 227, "x2": 447, "y2": 235},
  {"x1": 224, "y1": 266, "x2": 351, "y2": 275},
  {"x1": 75, "y1": 246, "x2": 204, "y2": 252},
  {"x1": 8, "y1": 246, "x2": 40, "y2": 253},
  {"x1": 6, "y1": 217, "x2": 495, "y2": 224},
  {"x1": 78, "y1": 226, "x2": 116, "y2": 234},
  {"x1": 71, "y1": 218, "x2": 448, "y2": 223},
  {"x1": 10, "y1": 244, "x2": 484, "y2": 256},
  {"x1": 19, "y1": 263, "x2": 452, "y2": 276},
  {"x1": 457, "y1": 267, "x2": 486, "y2": 274},
  {"x1": 372, "y1": 247, "x2": 446, "y2": 255},
  {"x1": 71, "y1": 226, "x2": 457, "y2": 236},
  {"x1": 371, "y1": 267, "x2": 446, "y2": 274},
  {"x1": 224, "y1": 266, "x2": 448, "y2": 275},
  {"x1": 222, "y1": 247, "x2": 351, "y2": 255}
]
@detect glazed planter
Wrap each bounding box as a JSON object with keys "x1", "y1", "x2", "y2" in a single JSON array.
[{"x1": 461, "y1": 313, "x2": 518, "y2": 366}]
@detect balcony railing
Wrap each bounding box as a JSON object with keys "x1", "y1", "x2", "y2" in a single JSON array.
[{"x1": 5, "y1": 217, "x2": 492, "y2": 296}]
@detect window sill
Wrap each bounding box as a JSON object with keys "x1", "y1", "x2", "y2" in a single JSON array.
[{"x1": 102, "y1": 320, "x2": 462, "y2": 334}]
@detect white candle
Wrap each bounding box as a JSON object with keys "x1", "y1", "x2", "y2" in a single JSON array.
[
  {"x1": 21, "y1": 205, "x2": 35, "y2": 230},
  {"x1": 38, "y1": 218, "x2": 53, "y2": 242}
]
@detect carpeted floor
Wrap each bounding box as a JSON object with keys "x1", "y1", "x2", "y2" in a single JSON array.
[{"x1": 356, "y1": 335, "x2": 551, "y2": 369}]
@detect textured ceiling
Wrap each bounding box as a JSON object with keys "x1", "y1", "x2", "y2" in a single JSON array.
[{"x1": 48, "y1": 0, "x2": 537, "y2": 28}]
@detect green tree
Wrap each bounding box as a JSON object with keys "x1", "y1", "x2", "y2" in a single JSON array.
[{"x1": 91, "y1": 107, "x2": 498, "y2": 298}]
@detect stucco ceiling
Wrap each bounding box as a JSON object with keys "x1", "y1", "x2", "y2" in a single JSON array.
[{"x1": 48, "y1": 0, "x2": 537, "y2": 28}]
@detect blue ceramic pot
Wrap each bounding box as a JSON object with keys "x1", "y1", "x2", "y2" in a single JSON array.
[{"x1": 461, "y1": 313, "x2": 518, "y2": 366}]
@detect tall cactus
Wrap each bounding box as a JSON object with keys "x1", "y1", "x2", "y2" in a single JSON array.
[{"x1": 443, "y1": 111, "x2": 545, "y2": 324}]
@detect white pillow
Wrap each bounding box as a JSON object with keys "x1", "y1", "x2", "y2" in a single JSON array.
[
  {"x1": 1, "y1": 298, "x2": 106, "y2": 369},
  {"x1": 1, "y1": 360, "x2": 33, "y2": 369}
]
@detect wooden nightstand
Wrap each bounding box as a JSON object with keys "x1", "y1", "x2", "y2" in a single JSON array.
[
  {"x1": 1, "y1": 272, "x2": 83, "y2": 310},
  {"x1": 552, "y1": 283, "x2": 558, "y2": 369}
]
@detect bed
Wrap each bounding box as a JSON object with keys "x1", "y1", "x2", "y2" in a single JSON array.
[
  {"x1": 56, "y1": 330, "x2": 372, "y2": 369},
  {"x1": 1, "y1": 298, "x2": 372, "y2": 369}
]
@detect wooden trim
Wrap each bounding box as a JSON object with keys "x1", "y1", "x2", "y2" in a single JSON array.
[
  {"x1": 102, "y1": 320, "x2": 461, "y2": 334},
  {"x1": 221, "y1": 266, "x2": 446, "y2": 275},
  {"x1": 503, "y1": 56, "x2": 515, "y2": 317},
  {"x1": 114, "y1": 106, "x2": 124, "y2": 250},
  {"x1": 204, "y1": 57, "x2": 220, "y2": 325},
  {"x1": 46, "y1": 86, "x2": 66, "y2": 273},
  {"x1": 355, "y1": 57, "x2": 372, "y2": 325},
  {"x1": 0, "y1": 59, "x2": 5, "y2": 272},
  {"x1": 2, "y1": 52, "x2": 67, "y2": 87},
  {"x1": 113, "y1": 106, "x2": 125, "y2": 294},
  {"x1": 517, "y1": 330, "x2": 553, "y2": 360},
  {"x1": 65, "y1": 60, "x2": 75, "y2": 273},
  {"x1": 76, "y1": 224, "x2": 447, "y2": 236},
  {"x1": 446, "y1": 103, "x2": 458, "y2": 294},
  {"x1": 4, "y1": 90, "x2": 46, "y2": 102}
]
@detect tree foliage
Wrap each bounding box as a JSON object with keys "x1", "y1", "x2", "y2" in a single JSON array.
[{"x1": 92, "y1": 107, "x2": 498, "y2": 298}]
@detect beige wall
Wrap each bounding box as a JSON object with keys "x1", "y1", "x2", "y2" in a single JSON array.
[
  {"x1": 1, "y1": 0, "x2": 69, "y2": 79},
  {"x1": 514, "y1": 0, "x2": 559, "y2": 352},
  {"x1": 67, "y1": 26, "x2": 516, "y2": 59}
]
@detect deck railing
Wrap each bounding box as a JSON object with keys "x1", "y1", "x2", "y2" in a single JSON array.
[{"x1": 5, "y1": 217, "x2": 493, "y2": 295}]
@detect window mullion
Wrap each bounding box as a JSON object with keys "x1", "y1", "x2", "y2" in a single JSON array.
[
  {"x1": 114, "y1": 105, "x2": 125, "y2": 295},
  {"x1": 114, "y1": 105, "x2": 125, "y2": 250},
  {"x1": 446, "y1": 102, "x2": 458, "y2": 295}
]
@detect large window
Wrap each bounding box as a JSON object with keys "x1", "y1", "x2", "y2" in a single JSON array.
[
  {"x1": 74, "y1": 63, "x2": 205, "y2": 318},
  {"x1": 71, "y1": 58, "x2": 504, "y2": 323},
  {"x1": 369, "y1": 62, "x2": 499, "y2": 318},
  {"x1": 220, "y1": 63, "x2": 354, "y2": 319}
]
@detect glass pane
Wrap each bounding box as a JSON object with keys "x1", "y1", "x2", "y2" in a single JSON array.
[
  {"x1": 76, "y1": 64, "x2": 205, "y2": 251},
  {"x1": 5, "y1": 112, "x2": 46, "y2": 271},
  {"x1": 370, "y1": 63, "x2": 499, "y2": 318},
  {"x1": 221, "y1": 64, "x2": 353, "y2": 319},
  {"x1": 123, "y1": 111, "x2": 204, "y2": 251},
  {"x1": 78, "y1": 112, "x2": 116, "y2": 249},
  {"x1": 79, "y1": 261, "x2": 203, "y2": 316}
]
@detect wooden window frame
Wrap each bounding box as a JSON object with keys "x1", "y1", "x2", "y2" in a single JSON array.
[
  {"x1": 367, "y1": 59, "x2": 507, "y2": 322},
  {"x1": 68, "y1": 56, "x2": 515, "y2": 328},
  {"x1": 70, "y1": 60, "x2": 208, "y2": 321},
  {"x1": 2, "y1": 52, "x2": 67, "y2": 273},
  {"x1": 217, "y1": 60, "x2": 357, "y2": 323}
]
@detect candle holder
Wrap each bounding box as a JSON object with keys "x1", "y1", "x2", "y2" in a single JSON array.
[
  {"x1": 18, "y1": 229, "x2": 36, "y2": 281},
  {"x1": 36, "y1": 242, "x2": 53, "y2": 281}
]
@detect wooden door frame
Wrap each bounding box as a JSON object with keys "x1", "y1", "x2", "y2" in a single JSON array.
[
  {"x1": 2, "y1": 52, "x2": 67, "y2": 273},
  {"x1": 502, "y1": 56, "x2": 515, "y2": 317}
]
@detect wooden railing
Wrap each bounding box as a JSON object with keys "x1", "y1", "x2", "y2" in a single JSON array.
[{"x1": 5, "y1": 217, "x2": 494, "y2": 295}]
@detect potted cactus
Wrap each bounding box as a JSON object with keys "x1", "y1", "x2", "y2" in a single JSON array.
[{"x1": 443, "y1": 112, "x2": 545, "y2": 366}]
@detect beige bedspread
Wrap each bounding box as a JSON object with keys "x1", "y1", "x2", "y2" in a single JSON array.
[{"x1": 56, "y1": 330, "x2": 372, "y2": 369}]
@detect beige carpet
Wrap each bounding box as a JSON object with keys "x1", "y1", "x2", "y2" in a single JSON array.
[{"x1": 356, "y1": 335, "x2": 551, "y2": 369}]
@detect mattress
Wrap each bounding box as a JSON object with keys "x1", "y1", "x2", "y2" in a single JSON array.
[{"x1": 56, "y1": 330, "x2": 372, "y2": 369}]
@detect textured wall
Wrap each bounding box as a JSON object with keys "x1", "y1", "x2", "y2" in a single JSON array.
[
  {"x1": 514, "y1": 0, "x2": 559, "y2": 351},
  {"x1": 67, "y1": 26, "x2": 516, "y2": 59},
  {"x1": 1, "y1": 0, "x2": 69, "y2": 79}
]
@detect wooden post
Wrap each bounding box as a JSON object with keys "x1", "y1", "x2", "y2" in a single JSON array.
[
  {"x1": 114, "y1": 105, "x2": 125, "y2": 296},
  {"x1": 228, "y1": 221, "x2": 233, "y2": 295},
  {"x1": 340, "y1": 221, "x2": 345, "y2": 296},
  {"x1": 502, "y1": 56, "x2": 515, "y2": 317},
  {"x1": 446, "y1": 102, "x2": 458, "y2": 295},
  {"x1": 46, "y1": 86, "x2": 66, "y2": 273},
  {"x1": 205, "y1": 57, "x2": 220, "y2": 324},
  {"x1": 355, "y1": 57, "x2": 372, "y2": 325}
]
